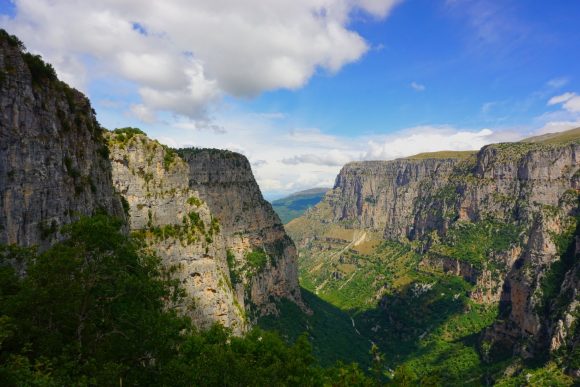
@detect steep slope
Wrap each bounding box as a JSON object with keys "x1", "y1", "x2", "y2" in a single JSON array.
[
  {"x1": 107, "y1": 130, "x2": 246, "y2": 332},
  {"x1": 287, "y1": 129, "x2": 580, "y2": 382},
  {"x1": 271, "y1": 188, "x2": 329, "y2": 224},
  {"x1": 106, "y1": 138, "x2": 303, "y2": 332},
  {"x1": 178, "y1": 148, "x2": 304, "y2": 316},
  {"x1": 0, "y1": 30, "x2": 124, "y2": 249},
  {"x1": 0, "y1": 27, "x2": 302, "y2": 334}
]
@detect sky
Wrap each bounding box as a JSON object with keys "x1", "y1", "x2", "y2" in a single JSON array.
[{"x1": 2, "y1": 0, "x2": 580, "y2": 199}]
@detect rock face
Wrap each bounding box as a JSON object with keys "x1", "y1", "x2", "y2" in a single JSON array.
[
  {"x1": 0, "y1": 31, "x2": 124, "y2": 249},
  {"x1": 327, "y1": 158, "x2": 461, "y2": 238},
  {"x1": 107, "y1": 139, "x2": 303, "y2": 332},
  {"x1": 107, "y1": 132, "x2": 246, "y2": 332},
  {"x1": 178, "y1": 149, "x2": 303, "y2": 316},
  {"x1": 0, "y1": 29, "x2": 302, "y2": 333},
  {"x1": 291, "y1": 137, "x2": 580, "y2": 360}
]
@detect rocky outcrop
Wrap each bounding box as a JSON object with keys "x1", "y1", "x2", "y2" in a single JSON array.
[
  {"x1": 107, "y1": 132, "x2": 246, "y2": 333},
  {"x1": 328, "y1": 158, "x2": 461, "y2": 238},
  {"x1": 0, "y1": 28, "x2": 302, "y2": 333},
  {"x1": 178, "y1": 149, "x2": 303, "y2": 316},
  {"x1": 0, "y1": 30, "x2": 124, "y2": 249},
  {"x1": 295, "y1": 134, "x2": 580, "y2": 359},
  {"x1": 106, "y1": 138, "x2": 303, "y2": 331}
]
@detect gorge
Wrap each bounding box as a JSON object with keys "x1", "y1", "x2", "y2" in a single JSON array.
[{"x1": 0, "y1": 27, "x2": 578, "y2": 385}]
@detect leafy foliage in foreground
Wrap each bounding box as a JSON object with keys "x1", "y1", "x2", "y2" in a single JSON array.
[
  {"x1": 0, "y1": 216, "x2": 186, "y2": 385},
  {"x1": 0, "y1": 215, "x2": 373, "y2": 386}
]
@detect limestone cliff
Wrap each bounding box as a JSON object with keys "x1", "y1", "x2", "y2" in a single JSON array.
[
  {"x1": 177, "y1": 148, "x2": 303, "y2": 316},
  {"x1": 106, "y1": 131, "x2": 246, "y2": 332},
  {"x1": 288, "y1": 132, "x2": 579, "y2": 364},
  {"x1": 0, "y1": 30, "x2": 124, "y2": 249},
  {"x1": 0, "y1": 28, "x2": 302, "y2": 333},
  {"x1": 106, "y1": 137, "x2": 303, "y2": 331},
  {"x1": 327, "y1": 157, "x2": 462, "y2": 238}
]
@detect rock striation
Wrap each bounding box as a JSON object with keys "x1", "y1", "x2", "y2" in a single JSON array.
[{"x1": 0, "y1": 30, "x2": 124, "y2": 249}]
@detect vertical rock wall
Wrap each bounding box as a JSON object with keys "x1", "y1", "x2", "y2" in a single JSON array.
[
  {"x1": 179, "y1": 149, "x2": 303, "y2": 316},
  {"x1": 0, "y1": 32, "x2": 123, "y2": 249}
]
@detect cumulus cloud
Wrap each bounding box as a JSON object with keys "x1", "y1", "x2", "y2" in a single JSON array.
[
  {"x1": 410, "y1": 81, "x2": 425, "y2": 92},
  {"x1": 2, "y1": 0, "x2": 402, "y2": 122},
  {"x1": 363, "y1": 126, "x2": 520, "y2": 160},
  {"x1": 547, "y1": 92, "x2": 580, "y2": 113}
]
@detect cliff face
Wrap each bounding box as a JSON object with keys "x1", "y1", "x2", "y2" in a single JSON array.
[
  {"x1": 327, "y1": 158, "x2": 461, "y2": 238},
  {"x1": 106, "y1": 139, "x2": 303, "y2": 331},
  {"x1": 0, "y1": 31, "x2": 123, "y2": 248},
  {"x1": 289, "y1": 135, "x2": 579, "y2": 362},
  {"x1": 0, "y1": 29, "x2": 302, "y2": 333},
  {"x1": 178, "y1": 149, "x2": 303, "y2": 315},
  {"x1": 107, "y1": 132, "x2": 246, "y2": 332}
]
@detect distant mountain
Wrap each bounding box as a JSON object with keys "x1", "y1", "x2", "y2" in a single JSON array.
[{"x1": 272, "y1": 188, "x2": 329, "y2": 224}]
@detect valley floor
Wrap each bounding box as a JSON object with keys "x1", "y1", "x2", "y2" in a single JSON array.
[{"x1": 260, "y1": 225, "x2": 577, "y2": 385}]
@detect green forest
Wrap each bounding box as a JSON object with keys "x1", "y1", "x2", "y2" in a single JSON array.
[{"x1": 0, "y1": 215, "x2": 382, "y2": 386}]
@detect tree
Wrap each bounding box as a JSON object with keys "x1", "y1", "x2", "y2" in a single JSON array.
[{"x1": 0, "y1": 215, "x2": 188, "y2": 385}]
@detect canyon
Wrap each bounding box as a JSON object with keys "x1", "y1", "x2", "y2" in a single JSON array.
[
  {"x1": 1, "y1": 27, "x2": 578, "y2": 384},
  {"x1": 0, "y1": 32, "x2": 302, "y2": 334},
  {"x1": 286, "y1": 133, "x2": 579, "y2": 380}
]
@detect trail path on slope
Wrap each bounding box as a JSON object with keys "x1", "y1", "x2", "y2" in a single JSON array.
[{"x1": 310, "y1": 231, "x2": 367, "y2": 274}]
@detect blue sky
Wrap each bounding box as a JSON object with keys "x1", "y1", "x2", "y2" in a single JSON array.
[{"x1": 2, "y1": 0, "x2": 580, "y2": 198}]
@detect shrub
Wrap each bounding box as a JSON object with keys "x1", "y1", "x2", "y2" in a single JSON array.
[
  {"x1": 163, "y1": 148, "x2": 177, "y2": 171},
  {"x1": 0, "y1": 28, "x2": 25, "y2": 50},
  {"x1": 245, "y1": 249, "x2": 269, "y2": 271},
  {"x1": 22, "y1": 53, "x2": 57, "y2": 84}
]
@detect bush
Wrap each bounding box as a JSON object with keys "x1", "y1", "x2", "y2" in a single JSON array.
[
  {"x1": 246, "y1": 248, "x2": 269, "y2": 271},
  {"x1": 22, "y1": 53, "x2": 57, "y2": 84},
  {"x1": 0, "y1": 215, "x2": 187, "y2": 385},
  {"x1": 0, "y1": 29, "x2": 25, "y2": 50},
  {"x1": 0, "y1": 216, "x2": 375, "y2": 385}
]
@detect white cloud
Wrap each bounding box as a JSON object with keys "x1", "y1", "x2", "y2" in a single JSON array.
[
  {"x1": 410, "y1": 81, "x2": 425, "y2": 92},
  {"x1": 282, "y1": 150, "x2": 353, "y2": 166},
  {"x1": 564, "y1": 97, "x2": 580, "y2": 113},
  {"x1": 354, "y1": 0, "x2": 403, "y2": 18},
  {"x1": 531, "y1": 91, "x2": 580, "y2": 135},
  {"x1": 547, "y1": 92, "x2": 580, "y2": 113},
  {"x1": 129, "y1": 104, "x2": 157, "y2": 124},
  {"x1": 173, "y1": 118, "x2": 226, "y2": 134},
  {"x1": 2, "y1": 0, "x2": 402, "y2": 122},
  {"x1": 150, "y1": 112, "x2": 526, "y2": 197},
  {"x1": 548, "y1": 92, "x2": 576, "y2": 106},
  {"x1": 363, "y1": 126, "x2": 520, "y2": 160},
  {"x1": 535, "y1": 121, "x2": 580, "y2": 135}
]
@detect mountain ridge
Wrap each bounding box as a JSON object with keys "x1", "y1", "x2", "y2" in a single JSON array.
[
  {"x1": 285, "y1": 127, "x2": 580, "y2": 383},
  {"x1": 271, "y1": 187, "x2": 329, "y2": 224}
]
